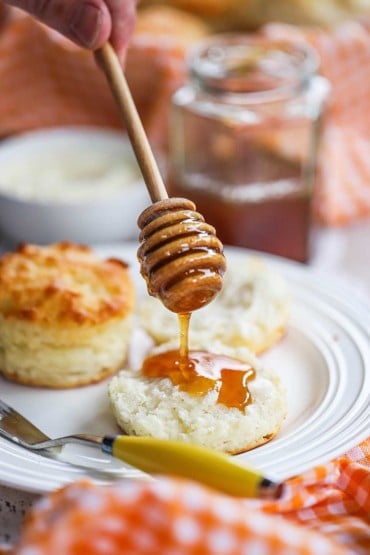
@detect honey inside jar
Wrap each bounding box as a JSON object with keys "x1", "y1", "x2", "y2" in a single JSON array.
[
  {"x1": 142, "y1": 315, "x2": 255, "y2": 410},
  {"x1": 169, "y1": 37, "x2": 329, "y2": 263}
]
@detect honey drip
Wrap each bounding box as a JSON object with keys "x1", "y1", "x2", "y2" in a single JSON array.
[
  {"x1": 137, "y1": 198, "x2": 226, "y2": 314},
  {"x1": 179, "y1": 312, "x2": 190, "y2": 358},
  {"x1": 142, "y1": 312, "x2": 255, "y2": 410}
]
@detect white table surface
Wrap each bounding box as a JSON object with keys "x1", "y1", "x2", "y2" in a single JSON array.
[{"x1": 1, "y1": 220, "x2": 370, "y2": 547}]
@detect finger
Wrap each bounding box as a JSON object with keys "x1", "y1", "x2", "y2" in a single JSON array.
[
  {"x1": 7, "y1": 0, "x2": 112, "y2": 48},
  {"x1": 105, "y1": 0, "x2": 138, "y2": 63}
]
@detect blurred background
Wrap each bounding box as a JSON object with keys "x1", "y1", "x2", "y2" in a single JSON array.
[{"x1": 0, "y1": 0, "x2": 368, "y2": 263}]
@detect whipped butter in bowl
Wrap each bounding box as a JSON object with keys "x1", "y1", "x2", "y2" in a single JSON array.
[{"x1": 0, "y1": 127, "x2": 150, "y2": 244}]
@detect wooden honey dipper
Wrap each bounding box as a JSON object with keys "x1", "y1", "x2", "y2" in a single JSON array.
[{"x1": 96, "y1": 44, "x2": 226, "y2": 313}]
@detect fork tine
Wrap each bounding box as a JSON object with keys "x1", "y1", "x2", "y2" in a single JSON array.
[
  {"x1": 0, "y1": 399, "x2": 12, "y2": 416},
  {"x1": 0, "y1": 398, "x2": 51, "y2": 444}
]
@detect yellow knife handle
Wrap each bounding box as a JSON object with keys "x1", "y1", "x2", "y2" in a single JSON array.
[{"x1": 102, "y1": 435, "x2": 282, "y2": 499}]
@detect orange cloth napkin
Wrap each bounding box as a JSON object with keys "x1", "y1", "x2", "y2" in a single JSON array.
[
  {"x1": 263, "y1": 21, "x2": 370, "y2": 226},
  {"x1": 0, "y1": 11, "x2": 369, "y2": 226},
  {"x1": 14, "y1": 438, "x2": 370, "y2": 554},
  {"x1": 0, "y1": 12, "x2": 121, "y2": 133},
  {"x1": 0, "y1": 7, "x2": 192, "y2": 153}
]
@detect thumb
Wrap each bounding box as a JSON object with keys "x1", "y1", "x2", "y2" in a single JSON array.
[{"x1": 6, "y1": 0, "x2": 112, "y2": 48}]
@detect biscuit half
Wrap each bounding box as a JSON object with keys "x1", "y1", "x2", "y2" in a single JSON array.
[
  {"x1": 108, "y1": 340, "x2": 286, "y2": 454},
  {"x1": 0, "y1": 243, "x2": 135, "y2": 388},
  {"x1": 139, "y1": 256, "x2": 290, "y2": 354}
]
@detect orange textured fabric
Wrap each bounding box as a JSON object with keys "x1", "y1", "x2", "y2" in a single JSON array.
[
  {"x1": 14, "y1": 438, "x2": 370, "y2": 555},
  {"x1": 263, "y1": 22, "x2": 370, "y2": 226},
  {"x1": 0, "y1": 8, "x2": 190, "y2": 154},
  {"x1": 0, "y1": 12, "x2": 369, "y2": 225},
  {"x1": 0, "y1": 11, "x2": 122, "y2": 133}
]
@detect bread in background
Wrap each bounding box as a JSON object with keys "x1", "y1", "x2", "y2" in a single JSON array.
[
  {"x1": 126, "y1": 5, "x2": 210, "y2": 151},
  {"x1": 134, "y1": 4, "x2": 210, "y2": 43},
  {"x1": 0, "y1": 243, "x2": 134, "y2": 388},
  {"x1": 140, "y1": 256, "x2": 290, "y2": 355},
  {"x1": 139, "y1": 0, "x2": 370, "y2": 29}
]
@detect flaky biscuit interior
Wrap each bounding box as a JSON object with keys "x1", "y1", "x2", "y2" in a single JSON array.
[
  {"x1": 108, "y1": 340, "x2": 287, "y2": 454},
  {"x1": 140, "y1": 256, "x2": 290, "y2": 355}
]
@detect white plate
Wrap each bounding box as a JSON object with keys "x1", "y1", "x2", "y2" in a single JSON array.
[{"x1": 0, "y1": 244, "x2": 369, "y2": 493}]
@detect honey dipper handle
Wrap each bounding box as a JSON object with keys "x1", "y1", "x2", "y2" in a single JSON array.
[{"x1": 96, "y1": 43, "x2": 168, "y2": 202}]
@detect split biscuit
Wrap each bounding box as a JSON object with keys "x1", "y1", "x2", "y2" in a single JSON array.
[
  {"x1": 108, "y1": 340, "x2": 286, "y2": 454},
  {"x1": 139, "y1": 256, "x2": 290, "y2": 354}
]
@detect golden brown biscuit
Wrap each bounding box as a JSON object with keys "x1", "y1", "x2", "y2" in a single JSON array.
[
  {"x1": 134, "y1": 5, "x2": 210, "y2": 44},
  {"x1": 0, "y1": 242, "x2": 134, "y2": 387},
  {"x1": 139, "y1": 0, "x2": 370, "y2": 29}
]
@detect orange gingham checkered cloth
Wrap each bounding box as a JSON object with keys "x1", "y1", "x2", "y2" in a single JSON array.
[
  {"x1": 14, "y1": 439, "x2": 370, "y2": 555},
  {"x1": 0, "y1": 11, "x2": 369, "y2": 225},
  {"x1": 0, "y1": 7, "x2": 188, "y2": 153},
  {"x1": 263, "y1": 21, "x2": 370, "y2": 226}
]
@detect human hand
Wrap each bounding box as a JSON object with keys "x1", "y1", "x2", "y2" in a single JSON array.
[{"x1": 5, "y1": 0, "x2": 139, "y2": 60}]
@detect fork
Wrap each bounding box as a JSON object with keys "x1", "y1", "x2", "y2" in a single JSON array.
[{"x1": 0, "y1": 399, "x2": 283, "y2": 498}]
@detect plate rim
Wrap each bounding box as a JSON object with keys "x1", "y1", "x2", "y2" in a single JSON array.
[{"x1": 0, "y1": 243, "x2": 369, "y2": 493}]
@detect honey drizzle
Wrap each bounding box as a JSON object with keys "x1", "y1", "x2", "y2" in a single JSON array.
[
  {"x1": 179, "y1": 313, "x2": 190, "y2": 358},
  {"x1": 142, "y1": 314, "x2": 255, "y2": 410}
]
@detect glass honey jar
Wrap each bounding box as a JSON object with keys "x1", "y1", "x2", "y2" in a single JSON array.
[{"x1": 168, "y1": 35, "x2": 329, "y2": 262}]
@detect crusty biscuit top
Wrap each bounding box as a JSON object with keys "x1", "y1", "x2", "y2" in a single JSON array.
[
  {"x1": 0, "y1": 243, "x2": 134, "y2": 324},
  {"x1": 134, "y1": 6, "x2": 210, "y2": 45}
]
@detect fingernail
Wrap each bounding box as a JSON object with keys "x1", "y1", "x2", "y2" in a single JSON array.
[{"x1": 69, "y1": 2, "x2": 102, "y2": 48}]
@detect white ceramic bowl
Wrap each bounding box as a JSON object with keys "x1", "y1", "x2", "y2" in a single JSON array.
[{"x1": 0, "y1": 127, "x2": 152, "y2": 244}]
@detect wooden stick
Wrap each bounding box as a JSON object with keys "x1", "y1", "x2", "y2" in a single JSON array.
[{"x1": 96, "y1": 43, "x2": 168, "y2": 203}]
